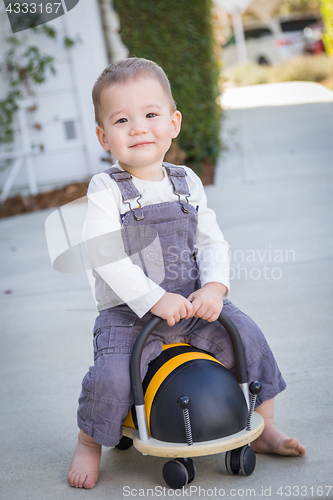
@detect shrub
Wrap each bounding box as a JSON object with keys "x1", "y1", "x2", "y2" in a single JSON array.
[
  {"x1": 223, "y1": 54, "x2": 332, "y2": 87},
  {"x1": 222, "y1": 62, "x2": 270, "y2": 86},
  {"x1": 321, "y1": 0, "x2": 333, "y2": 56},
  {"x1": 271, "y1": 54, "x2": 332, "y2": 82}
]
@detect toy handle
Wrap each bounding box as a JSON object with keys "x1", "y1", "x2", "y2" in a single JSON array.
[{"x1": 130, "y1": 312, "x2": 249, "y2": 442}]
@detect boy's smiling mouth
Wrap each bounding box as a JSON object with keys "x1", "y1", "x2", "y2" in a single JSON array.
[{"x1": 130, "y1": 141, "x2": 153, "y2": 148}]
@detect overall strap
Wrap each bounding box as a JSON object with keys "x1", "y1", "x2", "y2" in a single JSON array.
[
  {"x1": 104, "y1": 166, "x2": 141, "y2": 202},
  {"x1": 163, "y1": 162, "x2": 191, "y2": 213},
  {"x1": 163, "y1": 162, "x2": 190, "y2": 196},
  {"x1": 104, "y1": 166, "x2": 144, "y2": 220}
]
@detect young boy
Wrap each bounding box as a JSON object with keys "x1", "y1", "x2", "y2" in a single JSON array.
[{"x1": 67, "y1": 58, "x2": 306, "y2": 489}]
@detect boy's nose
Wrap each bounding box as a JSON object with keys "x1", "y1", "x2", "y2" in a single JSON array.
[{"x1": 129, "y1": 120, "x2": 148, "y2": 136}]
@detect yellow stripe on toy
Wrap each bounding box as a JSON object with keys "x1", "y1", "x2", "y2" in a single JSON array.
[{"x1": 162, "y1": 343, "x2": 191, "y2": 351}]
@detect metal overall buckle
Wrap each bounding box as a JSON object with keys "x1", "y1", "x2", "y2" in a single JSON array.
[
  {"x1": 175, "y1": 192, "x2": 191, "y2": 213},
  {"x1": 124, "y1": 195, "x2": 144, "y2": 220}
]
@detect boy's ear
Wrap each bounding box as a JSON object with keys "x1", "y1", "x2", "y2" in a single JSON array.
[
  {"x1": 96, "y1": 125, "x2": 110, "y2": 151},
  {"x1": 171, "y1": 110, "x2": 182, "y2": 139}
]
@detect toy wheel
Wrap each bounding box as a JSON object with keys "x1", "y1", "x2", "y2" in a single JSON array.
[
  {"x1": 178, "y1": 458, "x2": 197, "y2": 484},
  {"x1": 163, "y1": 458, "x2": 196, "y2": 489},
  {"x1": 115, "y1": 436, "x2": 133, "y2": 450},
  {"x1": 240, "y1": 445, "x2": 256, "y2": 476},
  {"x1": 258, "y1": 56, "x2": 269, "y2": 65},
  {"x1": 225, "y1": 446, "x2": 256, "y2": 476},
  {"x1": 225, "y1": 449, "x2": 241, "y2": 475}
]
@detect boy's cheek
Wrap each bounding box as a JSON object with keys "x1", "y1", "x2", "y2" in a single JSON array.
[
  {"x1": 96, "y1": 126, "x2": 113, "y2": 151},
  {"x1": 105, "y1": 133, "x2": 120, "y2": 153}
]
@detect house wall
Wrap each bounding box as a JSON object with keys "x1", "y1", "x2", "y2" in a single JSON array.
[{"x1": 0, "y1": 0, "x2": 111, "y2": 198}]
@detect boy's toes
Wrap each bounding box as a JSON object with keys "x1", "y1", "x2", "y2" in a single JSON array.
[
  {"x1": 73, "y1": 472, "x2": 84, "y2": 488},
  {"x1": 281, "y1": 437, "x2": 306, "y2": 456},
  {"x1": 77, "y1": 473, "x2": 88, "y2": 488},
  {"x1": 283, "y1": 437, "x2": 300, "y2": 455},
  {"x1": 66, "y1": 471, "x2": 76, "y2": 488},
  {"x1": 67, "y1": 471, "x2": 97, "y2": 489},
  {"x1": 83, "y1": 473, "x2": 98, "y2": 489},
  {"x1": 295, "y1": 441, "x2": 306, "y2": 456}
]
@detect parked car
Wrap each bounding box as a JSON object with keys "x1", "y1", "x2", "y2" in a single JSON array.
[
  {"x1": 304, "y1": 21, "x2": 325, "y2": 54},
  {"x1": 222, "y1": 15, "x2": 321, "y2": 67}
]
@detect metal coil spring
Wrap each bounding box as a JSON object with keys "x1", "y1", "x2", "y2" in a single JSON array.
[
  {"x1": 183, "y1": 409, "x2": 193, "y2": 446},
  {"x1": 246, "y1": 393, "x2": 257, "y2": 431}
]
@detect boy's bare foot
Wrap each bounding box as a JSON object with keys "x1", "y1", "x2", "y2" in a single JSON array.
[
  {"x1": 251, "y1": 422, "x2": 306, "y2": 456},
  {"x1": 67, "y1": 430, "x2": 102, "y2": 489},
  {"x1": 252, "y1": 399, "x2": 306, "y2": 457}
]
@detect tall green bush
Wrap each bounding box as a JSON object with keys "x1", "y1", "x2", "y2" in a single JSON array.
[
  {"x1": 112, "y1": 0, "x2": 222, "y2": 175},
  {"x1": 321, "y1": 0, "x2": 333, "y2": 56}
]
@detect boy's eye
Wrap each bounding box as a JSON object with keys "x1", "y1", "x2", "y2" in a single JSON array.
[
  {"x1": 146, "y1": 113, "x2": 157, "y2": 118},
  {"x1": 116, "y1": 118, "x2": 127, "y2": 124}
]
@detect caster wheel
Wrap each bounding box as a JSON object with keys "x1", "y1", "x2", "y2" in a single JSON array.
[
  {"x1": 163, "y1": 458, "x2": 196, "y2": 489},
  {"x1": 225, "y1": 448, "x2": 241, "y2": 475},
  {"x1": 179, "y1": 458, "x2": 197, "y2": 484},
  {"x1": 115, "y1": 436, "x2": 133, "y2": 450},
  {"x1": 240, "y1": 445, "x2": 256, "y2": 476},
  {"x1": 258, "y1": 56, "x2": 269, "y2": 65},
  {"x1": 225, "y1": 446, "x2": 256, "y2": 476}
]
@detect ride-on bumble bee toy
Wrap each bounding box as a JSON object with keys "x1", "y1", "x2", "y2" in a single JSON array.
[{"x1": 116, "y1": 312, "x2": 264, "y2": 489}]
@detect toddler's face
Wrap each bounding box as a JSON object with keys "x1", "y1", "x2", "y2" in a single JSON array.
[{"x1": 96, "y1": 77, "x2": 181, "y2": 178}]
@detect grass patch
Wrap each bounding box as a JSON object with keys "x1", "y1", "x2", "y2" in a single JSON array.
[{"x1": 222, "y1": 54, "x2": 333, "y2": 89}]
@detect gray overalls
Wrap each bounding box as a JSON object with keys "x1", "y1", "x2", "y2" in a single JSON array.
[{"x1": 77, "y1": 164, "x2": 286, "y2": 447}]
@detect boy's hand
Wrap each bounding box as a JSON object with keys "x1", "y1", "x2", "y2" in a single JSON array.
[
  {"x1": 150, "y1": 292, "x2": 194, "y2": 327},
  {"x1": 187, "y1": 283, "x2": 227, "y2": 322}
]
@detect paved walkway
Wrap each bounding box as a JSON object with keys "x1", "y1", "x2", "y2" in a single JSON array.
[{"x1": 1, "y1": 82, "x2": 333, "y2": 499}]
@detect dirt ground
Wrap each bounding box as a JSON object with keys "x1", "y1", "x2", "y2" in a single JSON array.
[{"x1": 0, "y1": 182, "x2": 90, "y2": 219}]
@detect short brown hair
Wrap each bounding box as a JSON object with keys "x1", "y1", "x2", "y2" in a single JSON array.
[{"x1": 92, "y1": 57, "x2": 177, "y2": 127}]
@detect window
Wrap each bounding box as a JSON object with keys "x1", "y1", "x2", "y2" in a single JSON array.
[
  {"x1": 64, "y1": 120, "x2": 76, "y2": 140},
  {"x1": 223, "y1": 35, "x2": 235, "y2": 48},
  {"x1": 244, "y1": 28, "x2": 272, "y2": 40},
  {"x1": 280, "y1": 17, "x2": 319, "y2": 33}
]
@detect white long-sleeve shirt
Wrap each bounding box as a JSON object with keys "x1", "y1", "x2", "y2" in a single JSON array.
[{"x1": 83, "y1": 162, "x2": 230, "y2": 317}]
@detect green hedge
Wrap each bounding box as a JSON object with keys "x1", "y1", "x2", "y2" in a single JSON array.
[
  {"x1": 321, "y1": 0, "x2": 333, "y2": 56},
  {"x1": 112, "y1": 0, "x2": 222, "y2": 172}
]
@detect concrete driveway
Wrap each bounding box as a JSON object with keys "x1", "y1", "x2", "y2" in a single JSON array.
[{"x1": 1, "y1": 81, "x2": 333, "y2": 499}]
